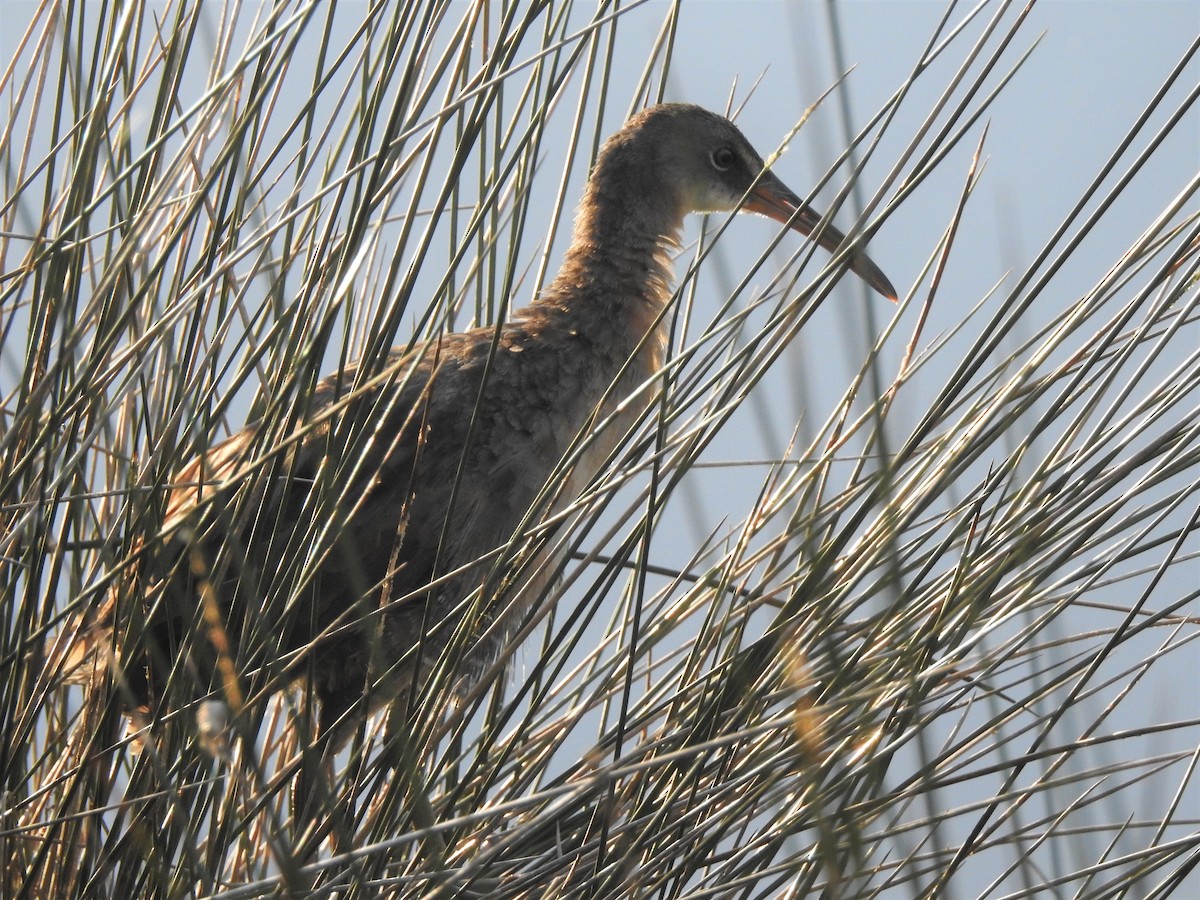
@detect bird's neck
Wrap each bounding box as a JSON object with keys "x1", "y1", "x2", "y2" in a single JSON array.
[
  {"x1": 543, "y1": 182, "x2": 684, "y2": 325},
  {"x1": 517, "y1": 164, "x2": 688, "y2": 382}
]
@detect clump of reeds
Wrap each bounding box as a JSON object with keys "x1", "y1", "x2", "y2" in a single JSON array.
[{"x1": 2, "y1": 2, "x2": 1198, "y2": 898}]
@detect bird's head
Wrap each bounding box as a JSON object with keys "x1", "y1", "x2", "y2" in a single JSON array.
[{"x1": 593, "y1": 103, "x2": 896, "y2": 301}]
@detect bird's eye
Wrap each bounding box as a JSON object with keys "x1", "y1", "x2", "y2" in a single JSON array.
[{"x1": 711, "y1": 147, "x2": 737, "y2": 171}]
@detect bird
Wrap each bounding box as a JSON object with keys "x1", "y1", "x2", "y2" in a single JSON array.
[{"x1": 56, "y1": 103, "x2": 896, "y2": 752}]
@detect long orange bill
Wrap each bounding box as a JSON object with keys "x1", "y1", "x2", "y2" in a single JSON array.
[{"x1": 744, "y1": 171, "x2": 898, "y2": 302}]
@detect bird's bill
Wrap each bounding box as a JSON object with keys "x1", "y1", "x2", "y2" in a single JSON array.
[{"x1": 744, "y1": 173, "x2": 898, "y2": 301}]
